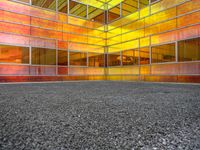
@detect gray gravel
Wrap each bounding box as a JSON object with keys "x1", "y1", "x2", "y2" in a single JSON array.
[{"x1": 0, "y1": 81, "x2": 200, "y2": 150}]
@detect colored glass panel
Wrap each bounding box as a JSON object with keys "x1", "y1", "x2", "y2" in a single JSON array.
[
  {"x1": 0, "y1": 44, "x2": 29, "y2": 64},
  {"x1": 178, "y1": 37, "x2": 200, "y2": 62},
  {"x1": 152, "y1": 43, "x2": 176, "y2": 63},
  {"x1": 32, "y1": 47, "x2": 56, "y2": 65}
]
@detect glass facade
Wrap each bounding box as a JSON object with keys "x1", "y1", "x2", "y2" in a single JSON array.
[{"x1": 0, "y1": 0, "x2": 199, "y2": 82}]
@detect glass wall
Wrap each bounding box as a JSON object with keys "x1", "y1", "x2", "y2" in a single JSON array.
[
  {"x1": 108, "y1": 52, "x2": 121, "y2": 66},
  {"x1": 69, "y1": 51, "x2": 87, "y2": 66},
  {"x1": 0, "y1": 0, "x2": 200, "y2": 82},
  {"x1": 88, "y1": 53, "x2": 104, "y2": 67},
  {"x1": 32, "y1": 47, "x2": 56, "y2": 65},
  {"x1": 178, "y1": 37, "x2": 200, "y2": 62},
  {"x1": 140, "y1": 47, "x2": 150, "y2": 65},
  {"x1": 151, "y1": 43, "x2": 176, "y2": 63},
  {"x1": 58, "y1": 50, "x2": 68, "y2": 66},
  {"x1": 0, "y1": 45, "x2": 29, "y2": 64},
  {"x1": 122, "y1": 49, "x2": 139, "y2": 66}
]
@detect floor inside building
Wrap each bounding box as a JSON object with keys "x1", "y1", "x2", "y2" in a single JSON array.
[{"x1": 0, "y1": 81, "x2": 200, "y2": 149}]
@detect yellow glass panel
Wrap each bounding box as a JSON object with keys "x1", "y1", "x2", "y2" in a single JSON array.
[
  {"x1": 145, "y1": 7, "x2": 176, "y2": 26},
  {"x1": 140, "y1": 6, "x2": 150, "y2": 18},
  {"x1": 140, "y1": 37, "x2": 150, "y2": 47}
]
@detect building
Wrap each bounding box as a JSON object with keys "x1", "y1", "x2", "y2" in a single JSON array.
[{"x1": 0, "y1": 0, "x2": 199, "y2": 82}]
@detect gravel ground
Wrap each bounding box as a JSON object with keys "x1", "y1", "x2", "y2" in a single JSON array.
[{"x1": 0, "y1": 81, "x2": 200, "y2": 150}]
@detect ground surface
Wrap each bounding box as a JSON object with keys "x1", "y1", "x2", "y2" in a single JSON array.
[{"x1": 0, "y1": 81, "x2": 200, "y2": 150}]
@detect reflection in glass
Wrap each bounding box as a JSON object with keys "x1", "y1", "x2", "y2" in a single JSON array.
[
  {"x1": 108, "y1": 52, "x2": 121, "y2": 66},
  {"x1": 178, "y1": 37, "x2": 200, "y2": 62},
  {"x1": 32, "y1": 47, "x2": 56, "y2": 65},
  {"x1": 70, "y1": 51, "x2": 87, "y2": 66},
  {"x1": 58, "y1": 50, "x2": 68, "y2": 66},
  {"x1": 140, "y1": 47, "x2": 150, "y2": 65},
  {"x1": 152, "y1": 43, "x2": 176, "y2": 63},
  {"x1": 0, "y1": 45, "x2": 29, "y2": 64},
  {"x1": 88, "y1": 53, "x2": 104, "y2": 67},
  {"x1": 122, "y1": 49, "x2": 139, "y2": 65}
]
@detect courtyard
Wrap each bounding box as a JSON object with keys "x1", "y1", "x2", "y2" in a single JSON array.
[{"x1": 0, "y1": 81, "x2": 200, "y2": 149}]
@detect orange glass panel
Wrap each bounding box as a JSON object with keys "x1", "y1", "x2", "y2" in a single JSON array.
[
  {"x1": 0, "y1": 10, "x2": 30, "y2": 25},
  {"x1": 0, "y1": 1, "x2": 57, "y2": 20},
  {"x1": 30, "y1": 66, "x2": 56, "y2": 75},
  {"x1": 179, "y1": 62, "x2": 200, "y2": 75},
  {"x1": 0, "y1": 64, "x2": 29, "y2": 75},
  {"x1": 58, "y1": 13, "x2": 67, "y2": 22},
  {"x1": 177, "y1": 0, "x2": 200, "y2": 15},
  {"x1": 86, "y1": 68, "x2": 105, "y2": 75},
  {"x1": 63, "y1": 24, "x2": 88, "y2": 35},
  {"x1": 58, "y1": 41, "x2": 68, "y2": 49},
  {"x1": 145, "y1": 19, "x2": 176, "y2": 36},
  {"x1": 30, "y1": 37, "x2": 56, "y2": 49},
  {"x1": 31, "y1": 17, "x2": 62, "y2": 31},
  {"x1": 58, "y1": 67, "x2": 68, "y2": 75},
  {"x1": 0, "y1": 44, "x2": 29, "y2": 64},
  {"x1": 0, "y1": 32, "x2": 30, "y2": 46},
  {"x1": 31, "y1": 27, "x2": 62, "y2": 40},
  {"x1": 177, "y1": 11, "x2": 200, "y2": 28},
  {"x1": 145, "y1": 7, "x2": 176, "y2": 26},
  {"x1": 151, "y1": 64, "x2": 179, "y2": 75},
  {"x1": 177, "y1": 24, "x2": 200, "y2": 41},
  {"x1": 0, "y1": 22, "x2": 30, "y2": 35},
  {"x1": 151, "y1": 30, "x2": 177, "y2": 45}
]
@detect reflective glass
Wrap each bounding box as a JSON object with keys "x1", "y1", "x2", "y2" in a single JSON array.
[
  {"x1": 178, "y1": 37, "x2": 200, "y2": 62},
  {"x1": 0, "y1": 44, "x2": 29, "y2": 64},
  {"x1": 152, "y1": 43, "x2": 176, "y2": 63}
]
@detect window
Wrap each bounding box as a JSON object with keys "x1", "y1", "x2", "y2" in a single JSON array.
[
  {"x1": 70, "y1": 51, "x2": 87, "y2": 66},
  {"x1": 152, "y1": 43, "x2": 176, "y2": 63},
  {"x1": 88, "y1": 53, "x2": 104, "y2": 67},
  {"x1": 122, "y1": 49, "x2": 139, "y2": 66},
  {"x1": 32, "y1": 0, "x2": 56, "y2": 11},
  {"x1": 140, "y1": 47, "x2": 150, "y2": 65},
  {"x1": 58, "y1": 50, "x2": 68, "y2": 66},
  {"x1": 108, "y1": 52, "x2": 121, "y2": 66},
  {"x1": 0, "y1": 45, "x2": 29, "y2": 64},
  {"x1": 178, "y1": 37, "x2": 200, "y2": 62},
  {"x1": 32, "y1": 47, "x2": 56, "y2": 65}
]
